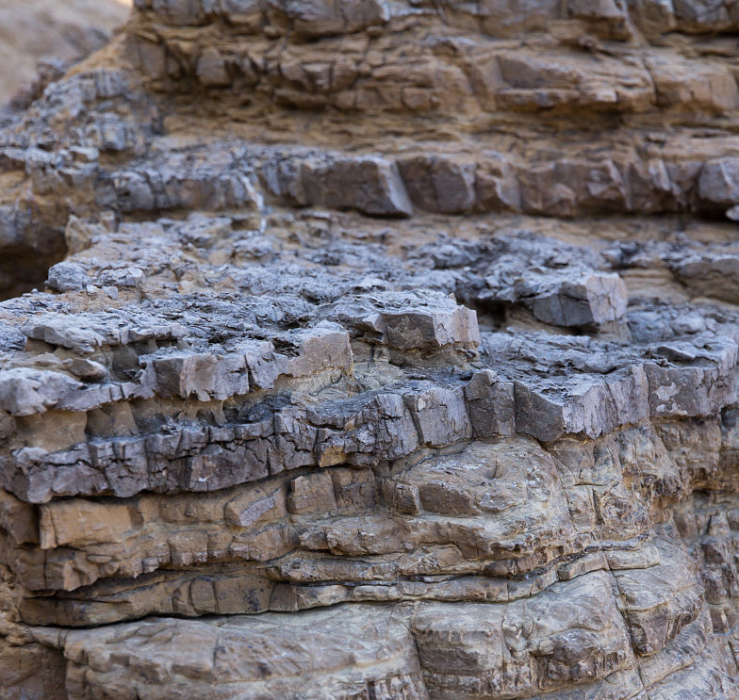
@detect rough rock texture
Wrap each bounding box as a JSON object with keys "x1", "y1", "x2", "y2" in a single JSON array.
[{"x1": 5, "y1": 1, "x2": 739, "y2": 699}]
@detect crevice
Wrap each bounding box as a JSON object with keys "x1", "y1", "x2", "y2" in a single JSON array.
[{"x1": 0, "y1": 242, "x2": 67, "y2": 302}]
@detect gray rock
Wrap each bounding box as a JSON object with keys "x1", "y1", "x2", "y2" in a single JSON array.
[
  {"x1": 46, "y1": 262, "x2": 90, "y2": 292},
  {"x1": 698, "y1": 158, "x2": 739, "y2": 209},
  {"x1": 0, "y1": 368, "x2": 80, "y2": 417},
  {"x1": 302, "y1": 157, "x2": 413, "y2": 217}
]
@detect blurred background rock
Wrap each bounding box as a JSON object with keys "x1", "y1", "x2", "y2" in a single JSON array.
[{"x1": 0, "y1": 0, "x2": 131, "y2": 107}]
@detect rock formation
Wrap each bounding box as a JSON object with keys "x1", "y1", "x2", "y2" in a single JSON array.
[
  {"x1": 0, "y1": 0, "x2": 131, "y2": 107},
  {"x1": 4, "y1": 1, "x2": 739, "y2": 698}
]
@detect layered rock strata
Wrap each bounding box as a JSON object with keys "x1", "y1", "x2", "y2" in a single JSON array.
[{"x1": 4, "y1": 1, "x2": 739, "y2": 699}]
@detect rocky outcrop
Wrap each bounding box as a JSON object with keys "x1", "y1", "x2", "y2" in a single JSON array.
[{"x1": 4, "y1": 1, "x2": 739, "y2": 699}]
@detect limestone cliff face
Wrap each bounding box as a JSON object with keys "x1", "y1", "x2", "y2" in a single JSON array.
[{"x1": 3, "y1": 1, "x2": 739, "y2": 698}]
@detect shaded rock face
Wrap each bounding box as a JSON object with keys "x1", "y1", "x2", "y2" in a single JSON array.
[{"x1": 5, "y1": 2, "x2": 739, "y2": 700}]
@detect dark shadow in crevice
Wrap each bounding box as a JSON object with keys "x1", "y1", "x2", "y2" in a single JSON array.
[{"x1": 0, "y1": 243, "x2": 67, "y2": 301}]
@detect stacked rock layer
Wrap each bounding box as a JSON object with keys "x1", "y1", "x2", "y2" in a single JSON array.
[{"x1": 4, "y1": 1, "x2": 739, "y2": 698}]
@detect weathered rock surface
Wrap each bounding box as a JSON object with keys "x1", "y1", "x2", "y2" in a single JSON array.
[{"x1": 4, "y1": 1, "x2": 739, "y2": 699}]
